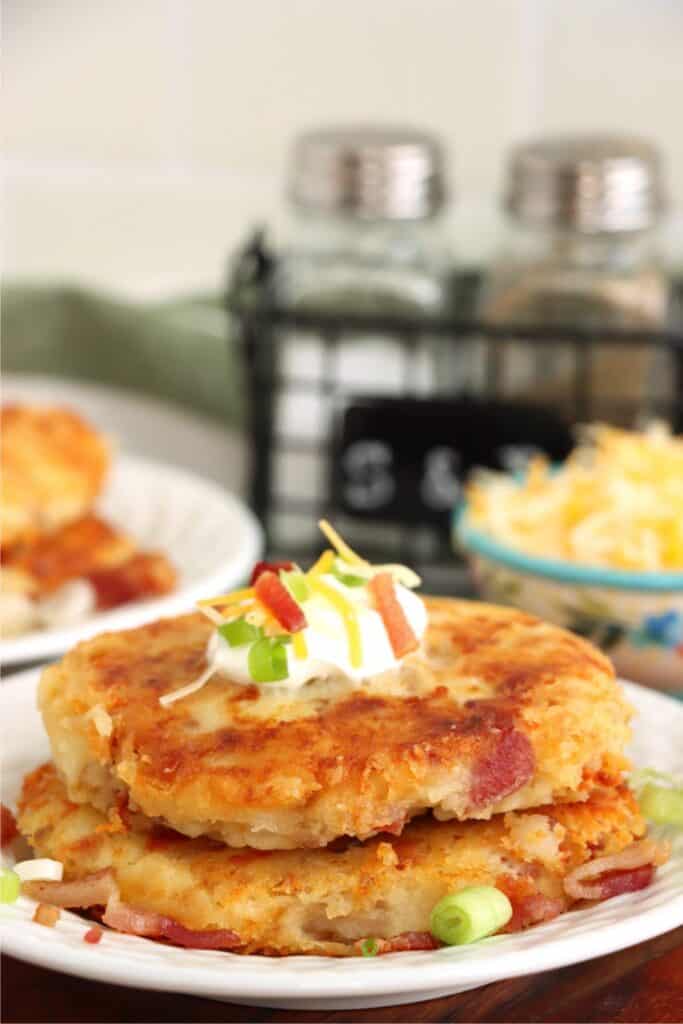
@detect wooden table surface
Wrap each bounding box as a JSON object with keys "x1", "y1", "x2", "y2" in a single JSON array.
[{"x1": 3, "y1": 926, "x2": 682, "y2": 1023}]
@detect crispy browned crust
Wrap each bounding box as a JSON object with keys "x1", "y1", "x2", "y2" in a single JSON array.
[
  {"x1": 1, "y1": 404, "x2": 110, "y2": 549},
  {"x1": 39, "y1": 598, "x2": 632, "y2": 849},
  {"x1": 17, "y1": 763, "x2": 647, "y2": 956}
]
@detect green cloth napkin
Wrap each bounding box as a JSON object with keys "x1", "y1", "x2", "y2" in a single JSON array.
[{"x1": 1, "y1": 284, "x2": 245, "y2": 429}]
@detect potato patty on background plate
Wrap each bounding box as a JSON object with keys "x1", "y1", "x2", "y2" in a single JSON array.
[{"x1": 1, "y1": 404, "x2": 110, "y2": 550}]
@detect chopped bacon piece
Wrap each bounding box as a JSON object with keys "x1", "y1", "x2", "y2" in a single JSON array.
[
  {"x1": 102, "y1": 901, "x2": 242, "y2": 949},
  {"x1": 253, "y1": 570, "x2": 306, "y2": 632},
  {"x1": 368, "y1": 572, "x2": 418, "y2": 658},
  {"x1": 469, "y1": 729, "x2": 535, "y2": 809},
  {"x1": 1, "y1": 804, "x2": 18, "y2": 848},
  {"x1": 378, "y1": 816, "x2": 406, "y2": 837},
  {"x1": 497, "y1": 874, "x2": 564, "y2": 932},
  {"x1": 114, "y1": 793, "x2": 133, "y2": 832},
  {"x1": 33, "y1": 904, "x2": 60, "y2": 928},
  {"x1": 102, "y1": 902, "x2": 165, "y2": 936},
  {"x1": 161, "y1": 920, "x2": 242, "y2": 950},
  {"x1": 564, "y1": 839, "x2": 664, "y2": 901},
  {"x1": 357, "y1": 931, "x2": 441, "y2": 956},
  {"x1": 249, "y1": 560, "x2": 294, "y2": 585},
  {"x1": 145, "y1": 825, "x2": 190, "y2": 852},
  {"x1": 88, "y1": 552, "x2": 176, "y2": 611},
  {"x1": 510, "y1": 893, "x2": 563, "y2": 931},
  {"x1": 594, "y1": 865, "x2": 654, "y2": 900},
  {"x1": 84, "y1": 927, "x2": 103, "y2": 944}
]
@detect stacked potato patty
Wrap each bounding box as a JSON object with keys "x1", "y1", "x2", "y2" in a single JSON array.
[{"x1": 16, "y1": 596, "x2": 664, "y2": 956}]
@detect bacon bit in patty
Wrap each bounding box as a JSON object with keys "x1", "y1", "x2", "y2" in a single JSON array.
[
  {"x1": 469, "y1": 729, "x2": 535, "y2": 809},
  {"x1": 88, "y1": 552, "x2": 176, "y2": 611},
  {"x1": 84, "y1": 927, "x2": 103, "y2": 944},
  {"x1": 378, "y1": 816, "x2": 406, "y2": 837},
  {"x1": 145, "y1": 825, "x2": 191, "y2": 852},
  {"x1": 368, "y1": 572, "x2": 418, "y2": 658},
  {"x1": 102, "y1": 901, "x2": 242, "y2": 949},
  {"x1": 1, "y1": 804, "x2": 18, "y2": 848},
  {"x1": 254, "y1": 571, "x2": 306, "y2": 633},
  {"x1": 161, "y1": 920, "x2": 242, "y2": 950},
  {"x1": 497, "y1": 875, "x2": 564, "y2": 932},
  {"x1": 355, "y1": 931, "x2": 441, "y2": 956},
  {"x1": 114, "y1": 794, "x2": 133, "y2": 832},
  {"x1": 564, "y1": 839, "x2": 666, "y2": 901},
  {"x1": 33, "y1": 903, "x2": 60, "y2": 928},
  {"x1": 249, "y1": 560, "x2": 295, "y2": 585},
  {"x1": 595, "y1": 865, "x2": 655, "y2": 899},
  {"x1": 101, "y1": 901, "x2": 165, "y2": 937}
]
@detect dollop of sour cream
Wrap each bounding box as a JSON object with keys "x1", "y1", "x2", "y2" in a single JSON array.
[{"x1": 207, "y1": 573, "x2": 427, "y2": 690}]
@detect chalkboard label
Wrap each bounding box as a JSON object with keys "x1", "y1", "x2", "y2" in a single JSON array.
[{"x1": 333, "y1": 395, "x2": 573, "y2": 527}]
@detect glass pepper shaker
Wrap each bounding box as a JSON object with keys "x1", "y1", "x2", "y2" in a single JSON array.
[{"x1": 480, "y1": 135, "x2": 670, "y2": 423}]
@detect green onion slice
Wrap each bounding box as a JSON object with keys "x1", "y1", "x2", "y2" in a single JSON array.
[
  {"x1": 281, "y1": 571, "x2": 310, "y2": 603},
  {"x1": 333, "y1": 559, "x2": 422, "y2": 589},
  {"x1": 0, "y1": 868, "x2": 21, "y2": 904},
  {"x1": 248, "y1": 637, "x2": 289, "y2": 683},
  {"x1": 331, "y1": 559, "x2": 368, "y2": 587},
  {"x1": 334, "y1": 571, "x2": 367, "y2": 588},
  {"x1": 360, "y1": 937, "x2": 379, "y2": 957},
  {"x1": 430, "y1": 886, "x2": 512, "y2": 946},
  {"x1": 219, "y1": 617, "x2": 264, "y2": 648},
  {"x1": 639, "y1": 783, "x2": 683, "y2": 827}
]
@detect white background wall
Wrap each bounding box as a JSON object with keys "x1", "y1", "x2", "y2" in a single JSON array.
[{"x1": 5, "y1": 0, "x2": 683, "y2": 299}]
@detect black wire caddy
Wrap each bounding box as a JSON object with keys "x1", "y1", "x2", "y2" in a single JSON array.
[{"x1": 227, "y1": 233, "x2": 683, "y2": 594}]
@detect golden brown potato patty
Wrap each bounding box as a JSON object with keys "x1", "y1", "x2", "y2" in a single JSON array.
[
  {"x1": 17, "y1": 764, "x2": 650, "y2": 957},
  {"x1": 40, "y1": 598, "x2": 632, "y2": 849},
  {"x1": 1, "y1": 404, "x2": 109, "y2": 550}
]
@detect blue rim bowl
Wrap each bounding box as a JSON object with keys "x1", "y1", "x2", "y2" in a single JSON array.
[{"x1": 454, "y1": 504, "x2": 683, "y2": 593}]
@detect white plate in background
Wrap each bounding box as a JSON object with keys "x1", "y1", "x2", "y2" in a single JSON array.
[
  {"x1": 1, "y1": 454, "x2": 262, "y2": 666},
  {"x1": 1, "y1": 674, "x2": 681, "y2": 1011}
]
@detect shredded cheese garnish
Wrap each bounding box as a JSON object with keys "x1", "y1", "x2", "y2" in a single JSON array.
[
  {"x1": 292, "y1": 630, "x2": 308, "y2": 660},
  {"x1": 160, "y1": 665, "x2": 216, "y2": 707},
  {"x1": 467, "y1": 423, "x2": 683, "y2": 571},
  {"x1": 160, "y1": 522, "x2": 424, "y2": 704},
  {"x1": 198, "y1": 587, "x2": 254, "y2": 608},
  {"x1": 334, "y1": 559, "x2": 421, "y2": 589},
  {"x1": 318, "y1": 520, "x2": 368, "y2": 567},
  {"x1": 196, "y1": 603, "x2": 224, "y2": 626},
  {"x1": 308, "y1": 576, "x2": 363, "y2": 668},
  {"x1": 308, "y1": 549, "x2": 335, "y2": 577}
]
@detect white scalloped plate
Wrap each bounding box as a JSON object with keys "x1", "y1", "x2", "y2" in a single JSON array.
[
  {"x1": 1, "y1": 673, "x2": 682, "y2": 1011},
  {"x1": 1, "y1": 455, "x2": 262, "y2": 666}
]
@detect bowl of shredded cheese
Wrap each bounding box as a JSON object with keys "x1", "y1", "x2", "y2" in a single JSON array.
[{"x1": 456, "y1": 423, "x2": 683, "y2": 692}]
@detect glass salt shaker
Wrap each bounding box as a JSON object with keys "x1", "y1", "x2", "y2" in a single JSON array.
[
  {"x1": 277, "y1": 126, "x2": 457, "y2": 385},
  {"x1": 480, "y1": 135, "x2": 669, "y2": 424},
  {"x1": 272, "y1": 125, "x2": 456, "y2": 550},
  {"x1": 279, "y1": 125, "x2": 450, "y2": 312}
]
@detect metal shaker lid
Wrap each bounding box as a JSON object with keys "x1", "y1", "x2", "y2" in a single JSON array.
[
  {"x1": 505, "y1": 135, "x2": 666, "y2": 233},
  {"x1": 289, "y1": 125, "x2": 447, "y2": 221}
]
